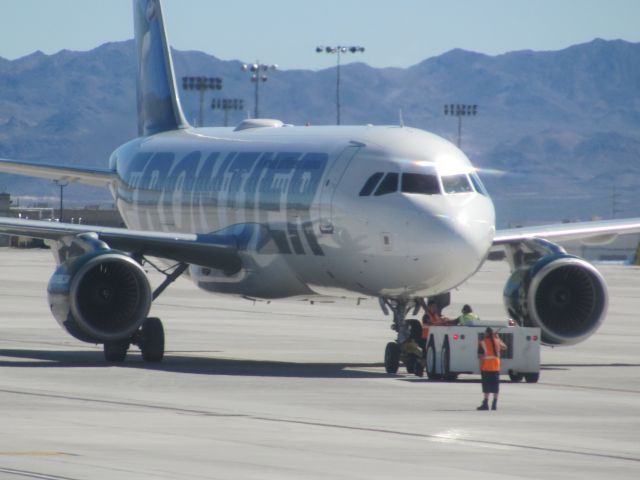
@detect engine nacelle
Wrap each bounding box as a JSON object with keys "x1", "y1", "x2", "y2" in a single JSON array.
[
  {"x1": 503, "y1": 254, "x2": 608, "y2": 346},
  {"x1": 48, "y1": 251, "x2": 152, "y2": 343}
]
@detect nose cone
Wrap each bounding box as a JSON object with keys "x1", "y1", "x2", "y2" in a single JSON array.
[
  {"x1": 445, "y1": 196, "x2": 496, "y2": 265},
  {"x1": 405, "y1": 195, "x2": 495, "y2": 294}
]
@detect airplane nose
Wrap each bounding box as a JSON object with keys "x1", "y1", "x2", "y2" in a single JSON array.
[
  {"x1": 447, "y1": 209, "x2": 495, "y2": 263},
  {"x1": 411, "y1": 214, "x2": 487, "y2": 263},
  {"x1": 405, "y1": 201, "x2": 495, "y2": 292}
]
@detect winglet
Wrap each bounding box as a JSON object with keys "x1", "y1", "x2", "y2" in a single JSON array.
[{"x1": 133, "y1": 0, "x2": 189, "y2": 136}]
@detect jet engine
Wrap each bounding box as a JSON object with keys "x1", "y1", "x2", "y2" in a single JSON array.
[
  {"x1": 503, "y1": 254, "x2": 607, "y2": 346},
  {"x1": 48, "y1": 251, "x2": 152, "y2": 343}
]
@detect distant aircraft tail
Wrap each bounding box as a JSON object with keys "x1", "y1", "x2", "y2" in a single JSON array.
[{"x1": 133, "y1": 0, "x2": 189, "y2": 136}]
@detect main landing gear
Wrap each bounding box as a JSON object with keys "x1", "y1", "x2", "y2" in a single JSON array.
[
  {"x1": 104, "y1": 317, "x2": 165, "y2": 363},
  {"x1": 103, "y1": 261, "x2": 188, "y2": 363}
]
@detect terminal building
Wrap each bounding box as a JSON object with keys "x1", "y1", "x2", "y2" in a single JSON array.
[{"x1": 0, "y1": 192, "x2": 124, "y2": 247}]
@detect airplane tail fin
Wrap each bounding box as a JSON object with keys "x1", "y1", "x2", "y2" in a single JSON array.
[{"x1": 133, "y1": 0, "x2": 189, "y2": 136}]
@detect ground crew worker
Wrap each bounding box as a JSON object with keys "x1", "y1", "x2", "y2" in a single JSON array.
[
  {"x1": 420, "y1": 316, "x2": 429, "y2": 346},
  {"x1": 418, "y1": 315, "x2": 430, "y2": 369},
  {"x1": 457, "y1": 304, "x2": 479, "y2": 326},
  {"x1": 424, "y1": 301, "x2": 452, "y2": 326},
  {"x1": 477, "y1": 327, "x2": 507, "y2": 411}
]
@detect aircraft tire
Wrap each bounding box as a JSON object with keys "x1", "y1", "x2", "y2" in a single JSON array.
[
  {"x1": 411, "y1": 354, "x2": 424, "y2": 377},
  {"x1": 509, "y1": 372, "x2": 524, "y2": 382},
  {"x1": 139, "y1": 317, "x2": 165, "y2": 362},
  {"x1": 405, "y1": 360, "x2": 415, "y2": 374},
  {"x1": 406, "y1": 319, "x2": 422, "y2": 342},
  {"x1": 524, "y1": 372, "x2": 540, "y2": 383},
  {"x1": 104, "y1": 340, "x2": 129, "y2": 362},
  {"x1": 384, "y1": 342, "x2": 400, "y2": 374}
]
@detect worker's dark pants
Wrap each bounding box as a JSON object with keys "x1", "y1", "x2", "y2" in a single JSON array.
[{"x1": 481, "y1": 371, "x2": 500, "y2": 394}]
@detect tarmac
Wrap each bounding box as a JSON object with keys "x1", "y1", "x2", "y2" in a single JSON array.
[{"x1": 0, "y1": 247, "x2": 639, "y2": 479}]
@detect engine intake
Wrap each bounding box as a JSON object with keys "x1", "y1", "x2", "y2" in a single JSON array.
[
  {"x1": 48, "y1": 252, "x2": 152, "y2": 343},
  {"x1": 504, "y1": 254, "x2": 607, "y2": 345}
]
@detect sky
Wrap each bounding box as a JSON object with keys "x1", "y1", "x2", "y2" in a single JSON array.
[{"x1": 1, "y1": 0, "x2": 639, "y2": 70}]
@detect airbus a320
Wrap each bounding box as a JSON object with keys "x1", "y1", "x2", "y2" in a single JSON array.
[{"x1": 1, "y1": 0, "x2": 639, "y2": 368}]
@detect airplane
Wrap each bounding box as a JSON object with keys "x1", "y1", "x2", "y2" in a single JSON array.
[{"x1": 2, "y1": 0, "x2": 640, "y2": 370}]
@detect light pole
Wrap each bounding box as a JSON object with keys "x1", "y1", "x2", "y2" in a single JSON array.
[
  {"x1": 211, "y1": 98, "x2": 244, "y2": 127},
  {"x1": 316, "y1": 45, "x2": 365, "y2": 125},
  {"x1": 182, "y1": 76, "x2": 223, "y2": 127},
  {"x1": 444, "y1": 104, "x2": 478, "y2": 148},
  {"x1": 242, "y1": 62, "x2": 277, "y2": 118},
  {"x1": 53, "y1": 180, "x2": 68, "y2": 222}
]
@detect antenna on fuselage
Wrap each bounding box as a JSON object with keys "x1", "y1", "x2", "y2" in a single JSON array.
[{"x1": 399, "y1": 109, "x2": 405, "y2": 128}]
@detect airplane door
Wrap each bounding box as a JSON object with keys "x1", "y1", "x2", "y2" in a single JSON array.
[{"x1": 318, "y1": 145, "x2": 360, "y2": 234}]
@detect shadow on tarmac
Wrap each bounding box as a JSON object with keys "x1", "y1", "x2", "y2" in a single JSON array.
[
  {"x1": 4, "y1": 349, "x2": 638, "y2": 380},
  {"x1": 542, "y1": 363, "x2": 640, "y2": 369},
  {"x1": 0, "y1": 348, "x2": 391, "y2": 379}
]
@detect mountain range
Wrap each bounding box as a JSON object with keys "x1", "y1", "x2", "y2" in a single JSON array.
[{"x1": 1, "y1": 38, "x2": 639, "y2": 226}]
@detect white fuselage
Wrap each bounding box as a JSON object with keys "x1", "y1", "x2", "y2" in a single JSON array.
[{"x1": 109, "y1": 124, "x2": 496, "y2": 300}]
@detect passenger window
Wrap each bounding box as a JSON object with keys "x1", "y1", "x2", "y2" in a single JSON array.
[
  {"x1": 374, "y1": 173, "x2": 399, "y2": 196},
  {"x1": 442, "y1": 174, "x2": 473, "y2": 194},
  {"x1": 359, "y1": 172, "x2": 384, "y2": 196},
  {"x1": 470, "y1": 172, "x2": 489, "y2": 196},
  {"x1": 401, "y1": 173, "x2": 440, "y2": 195}
]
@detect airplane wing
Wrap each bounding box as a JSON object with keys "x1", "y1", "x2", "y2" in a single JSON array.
[
  {"x1": 0, "y1": 217, "x2": 242, "y2": 273},
  {"x1": 0, "y1": 158, "x2": 247, "y2": 272},
  {"x1": 493, "y1": 217, "x2": 640, "y2": 246},
  {"x1": 0, "y1": 157, "x2": 116, "y2": 186}
]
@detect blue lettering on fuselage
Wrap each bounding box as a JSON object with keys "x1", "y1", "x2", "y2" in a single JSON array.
[{"x1": 117, "y1": 150, "x2": 328, "y2": 255}]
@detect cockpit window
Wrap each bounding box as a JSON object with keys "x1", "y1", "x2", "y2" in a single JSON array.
[
  {"x1": 441, "y1": 174, "x2": 473, "y2": 194},
  {"x1": 359, "y1": 172, "x2": 384, "y2": 196},
  {"x1": 374, "y1": 172, "x2": 399, "y2": 196},
  {"x1": 469, "y1": 171, "x2": 489, "y2": 196},
  {"x1": 401, "y1": 173, "x2": 441, "y2": 195}
]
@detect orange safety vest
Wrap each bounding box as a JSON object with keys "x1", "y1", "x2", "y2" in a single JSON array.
[
  {"x1": 421, "y1": 325, "x2": 430, "y2": 340},
  {"x1": 480, "y1": 336, "x2": 501, "y2": 372},
  {"x1": 427, "y1": 310, "x2": 442, "y2": 325}
]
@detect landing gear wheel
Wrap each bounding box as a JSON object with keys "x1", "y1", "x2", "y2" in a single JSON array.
[
  {"x1": 524, "y1": 372, "x2": 539, "y2": 383},
  {"x1": 426, "y1": 342, "x2": 441, "y2": 380},
  {"x1": 139, "y1": 317, "x2": 165, "y2": 362},
  {"x1": 104, "y1": 341, "x2": 129, "y2": 362},
  {"x1": 442, "y1": 344, "x2": 458, "y2": 381},
  {"x1": 406, "y1": 319, "x2": 422, "y2": 342},
  {"x1": 405, "y1": 359, "x2": 415, "y2": 374},
  {"x1": 410, "y1": 354, "x2": 424, "y2": 377},
  {"x1": 509, "y1": 372, "x2": 524, "y2": 383},
  {"x1": 384, "y1": 342, "x2": 400, "y2": 374}
]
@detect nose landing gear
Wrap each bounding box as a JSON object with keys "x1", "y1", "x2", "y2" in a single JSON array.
[{"x1": 380, "y1": 298, "x2": 425, "y2": 377}]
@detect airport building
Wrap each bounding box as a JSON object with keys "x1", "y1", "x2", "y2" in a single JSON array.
[{"x1": 0, "y1": 192, "x2": 124, "y2": 247}]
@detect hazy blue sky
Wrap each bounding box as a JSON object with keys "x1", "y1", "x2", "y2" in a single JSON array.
[{"x1": 1, "y1": 0, "x2": 638, "y2": 70}]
